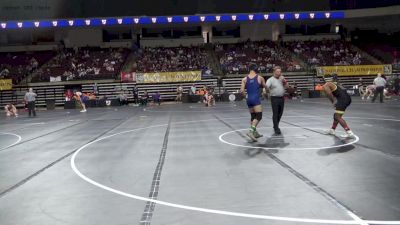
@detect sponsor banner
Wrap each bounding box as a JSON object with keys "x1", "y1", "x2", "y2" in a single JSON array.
[
  {"x1": 121, "y1": 72, "x2": 136, "y2": 82},
  {"x1": 316, "y1": 65, "x2": 392, "y2": 76},
  {"x1": 136, "y1": 71, "x2": 201, "y2": 84},
  {"x1": 0, "y1": 79, "x2": 12, "y2": 91},
  {"x1": 50, "y1": 76, "x2": 62, "y2": 82}
]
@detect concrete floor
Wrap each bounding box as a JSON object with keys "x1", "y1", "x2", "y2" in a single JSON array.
[{"x1": 0, "y1": 97, "x2": 400, "y2": 225}]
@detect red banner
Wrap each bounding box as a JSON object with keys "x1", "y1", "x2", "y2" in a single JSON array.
[{"x1": 121, "y1": 72, "x2": 136, "y2": 82}]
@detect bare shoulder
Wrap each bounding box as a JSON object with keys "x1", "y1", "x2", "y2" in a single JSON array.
[{"x1": 323, "y1": 82, "x2": 332, "y2": 89}]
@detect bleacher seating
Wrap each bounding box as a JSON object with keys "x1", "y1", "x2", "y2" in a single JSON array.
[
  {"x1": 284, "y1": 40, "x2": 371, "y2": 68},
  {"x1": 0, "y1": 51, "x2": 54, "y2": 84},
  {"x1": 359, "y1": 43, "x2": 399, "y2": 64},
  {"x1": 216, "y1": 40, "x2": 303, "y2": 75},
  {"x1": 132, "y1": 46, "x2": 211, "y2": 73},
  {"x1": 32, "y1": 48, "x2": 129, "y2": 82}
]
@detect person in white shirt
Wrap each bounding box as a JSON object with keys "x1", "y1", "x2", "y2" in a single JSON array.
[
  {"x1": 24, "y1": 88, "x2": 37, "y2": 117},
  {"x1": 266, "y1": 66, "x2": 289, "y2": 135},
  {"x1": 190, "y1": 84, "x2": 197, "y2": 95},
  {"x1": 372, "y1": 73, "x2": 387, "y2": 103},
  {"x1": 176, "y1": 86, "x2": 183, "y2": 102}
]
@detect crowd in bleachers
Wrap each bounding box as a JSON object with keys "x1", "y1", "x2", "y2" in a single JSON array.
[
  {"x1": 3, "y1": 39, "x2": 399, "y2": 84},
  {"x1": 285, "y1": 40, "x2": 369, "y2": 68},
  {"x1": 33, "y1": 47, "x2": 129, "y2": 82},
  {"x1": 133, "y1": 46, "x2": 211, "y2": 73},
  {"x1": 359, "y1": 43, "x2": 399, "y2": 64},
  {"x1": 0, "y1": 52, "x2": 54, "y2": 84},
  {"x1": 216, "y1": 40, "x2": 303, "y2": 74}
]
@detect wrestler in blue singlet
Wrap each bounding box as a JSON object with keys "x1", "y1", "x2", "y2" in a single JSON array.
[{"x1": 246, "y1": 75, "x2": 262, "y2": 108}]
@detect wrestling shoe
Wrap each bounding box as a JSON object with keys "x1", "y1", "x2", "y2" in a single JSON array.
[
  {"x1": 254, "y1": 130, "x2": 263, "y2": 138},
  {"x1": 324, "y1": 129, "x2": 336, "y2": 135},
  {"x1": 246, "y1": 131, "x2": 257, "y2": 142},
  {"x1": 341, "y1": 130, "x2": 355, "y2": 139}
]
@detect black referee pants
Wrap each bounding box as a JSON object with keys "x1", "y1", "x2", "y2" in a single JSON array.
[
  {"x1": 271, "y1": 96, "x2": 284, "y2": 130},
  {"x1": 372, "y1": 86, "x2": 384, "y2": 103},
  {"x1": 27, "y1": 101, "x2": 36, "y2": 117}
]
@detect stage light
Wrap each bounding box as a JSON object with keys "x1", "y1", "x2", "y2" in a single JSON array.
[
  {"x1": 1, "y1": 23, "x2": 6, "y2": 29},
  {"x1": 17, "y1": 22, "x2": 23, "y2": 28},
  {"x1": 231, "y1": 15, "x2": 236, "y2": 21},
  {"x1": 295, "y1": 13, "x2": 300, "y2": 19},
  {"x1": 134, "y1": 18, "x2": 139, "y2": 24},
  {"x1": 183, "y1": 16, "x2": 188, "y2": 22},
  {"x1": 264, "y1": 14, "x2": 269, "y2": 20},
  {"x1": 167, "y1": 17, "x2": 172, "y2": 23},
  {"x1": 68, "y1": 20, "x2": 74, "y2": 26},
  {"x1": 85, "y1": 20, "x2": 91, "y2": 25},
  {"x1": 249, "y1": 14, "x2": 254, "y2": 20},
  {"x1": 216, "y1": 15, "x2": 221, "y2": 21},
  {"x1": 34, "y1": 21, "x2": 40, "y2": 27},
  {"x1": 200, "y1": 16, "x2": 205, "y2": 22},
  {"x1": 151, "y1": 17, "x2": 157, "y2": 23},
  {"x1": 280, "y1": 14, "x2": 285, "y2": 19},
  {"x1": 310, "y1": 13, "x2": 315, "y2": 19},
  {"x1": 117, "y1": 18, "x2": 123, "y2": 24}
]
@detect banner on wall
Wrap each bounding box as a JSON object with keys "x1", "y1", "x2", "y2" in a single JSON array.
[
  {"x1": 50, "y1": 76, "x2": 62, "y2": 82},
  {"x1": 0, "y1": 79, "x2": 12, "y2": 91},
  {"x1": 121, "y1": 72, "x2": 136, "y2": 82},
  {"x1": 136, "y1": 71, "x2": 202, "y2": 84},
  {"x1": 316, "y1": 65, "x2": 392, "y2": 76}
]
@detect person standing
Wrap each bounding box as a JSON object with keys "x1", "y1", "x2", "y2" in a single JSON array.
[
  {"x1": 190, "y1": 84, "x2": 197, "y2": 95},
  {"x1": 176, "y1": 85, "x2": 183, "y2": 102},
  {"x1": 394, "y1": 76, "x2": 400, "y2": 95},
  {"x1": 372, "y1": 73, "x2": 387, "y2": 103},
  {"x1": 93, "y1": 82, "x2": 98, "y2": 95},
  {"x1": 189, "y1": 84, "x2": 197, "y2": 103},
  {"x1": 24, "y1": 88, "x2": 37, "y2": 117},
  {"x1": 154, "y1": 92, "x2": 161, "y2": 105},
  {"x1": 358, "y1": 78, "x2": 365, "y2": 97},
  {"x1": 141, "y1": 91, "x2": 149, "y2": 106},
  {"x1": 266, "y1": 66, "x2": 288, "y2": 135},
  {"x1": 132, "y1": 85, "x2": 139, "y2": 105},
  {"x1": 240, "y1": 64, "x2": 267, "y2": 141},
  {"x1": 323, "y1": 74, "x2": 355, "y2": 138}
]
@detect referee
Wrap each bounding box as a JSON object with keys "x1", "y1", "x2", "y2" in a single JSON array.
[
  {"x1": 372, "y1": 73, "x2": 386, "y2": 103},
  {"x1": 24, "y1": 88, "x2": 37, "y2": 117},
  {"x1": 266, "y1": 66, "x2": 288, "y2": 135}
]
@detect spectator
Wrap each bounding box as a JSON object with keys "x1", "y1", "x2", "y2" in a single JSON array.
[
  {"x1": 141, "y1": 91, "x2": 149, "y2": 106},
  {"x1": 176, "y1": 85, "x2": 183, "y2": 102},
  {"x1": 190, "y1": 84, "x2": 197, "y2": 95},
  {"x1": 132, "y1": 85, "x2": 139, "y2": 105},
  {"x1": 118, "y1": 92, "x2": 129, "y2": 106},
  {"x1": 154, "y1": 92, "x2": 161, "y2": 105},
  {"x1": 134, "y1": 46, "x2": 208, "y2": 73},
  {"x1": 217, "y1": 40, "x2": 303, "y2": 74}
]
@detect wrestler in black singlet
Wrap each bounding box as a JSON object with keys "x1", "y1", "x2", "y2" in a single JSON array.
[{"x1": 330, "y1": 82, "x2": 351, "y2": 114}]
